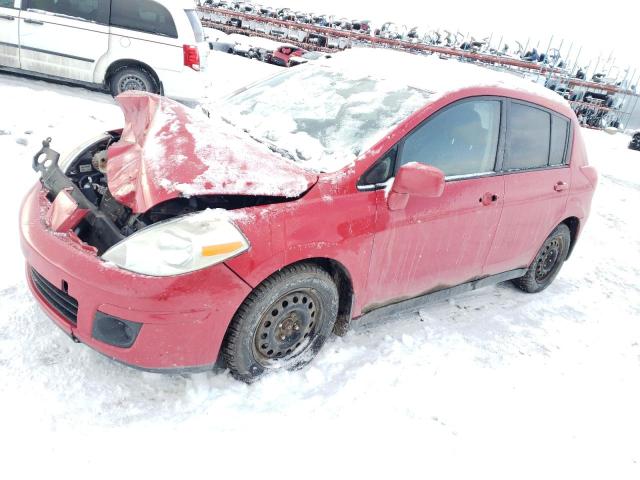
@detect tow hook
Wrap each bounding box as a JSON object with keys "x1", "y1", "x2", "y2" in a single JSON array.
[{"x1": 32, "y1": 137, "x2": 60, "y2": 173}]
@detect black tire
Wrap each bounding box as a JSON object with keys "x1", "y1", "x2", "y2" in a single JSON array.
[
  {"x1": 512, "y1": 224, "x2": 571, "y2": 294},
  {"x1": 109, "y1": 66, "x2": 158, "y2": 98},
  {"x1": 222, "y1": 263, "x2": 339, "y2": 382}
]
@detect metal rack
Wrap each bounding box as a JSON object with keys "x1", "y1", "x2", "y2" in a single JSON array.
[{"x1": 198, "y1": 5, "x2": 639, "y2": 129}]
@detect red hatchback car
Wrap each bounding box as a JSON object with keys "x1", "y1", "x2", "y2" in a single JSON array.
[
  {"x1": 21, "y1": 49, "x2": 597, "y2": 382},
  {"x1": 270, "y1": 44, "x2": 307, "y2": 67}
]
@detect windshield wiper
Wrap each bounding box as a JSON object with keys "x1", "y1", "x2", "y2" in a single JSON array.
[
  {"x1": 220, "y1": 116, "x2": 299, "y2": 162},
  {"x1": 262, "y1": 139, "x2": 297, "y2": 162}
]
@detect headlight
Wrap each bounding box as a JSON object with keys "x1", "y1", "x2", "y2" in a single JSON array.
[{"x1": 102, "y1": 210, "x2": 249, "y2": 277}]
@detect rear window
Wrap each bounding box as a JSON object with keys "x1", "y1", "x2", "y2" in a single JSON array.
[
  {"x1": 185, "y1": 9, "x2": 204, "y2": 43},
  {"x1": 506, "y1": 103, "x2": 551, "y2": 170},
  {"x1": 110, "y1": 0, "x2": 177, "y2": 38},
  {"x1": 26, "y1": 0, "x2": 110, "y2": 24}
]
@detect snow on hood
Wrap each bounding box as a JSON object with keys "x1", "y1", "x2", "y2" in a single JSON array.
[{"x1": 107, "y1": 92, "x2": 318, "y2": 213}]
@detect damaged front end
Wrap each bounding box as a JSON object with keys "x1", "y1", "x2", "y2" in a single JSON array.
[
  {"x1": 33, "y1": 135, "x2": 125, "y2": 254},
  {"x1": 32, "y1": 92, "x2": 317, "y2": 261},
  {"x1": 32, "y1": 135, "x2": 292, "y2": 256}
]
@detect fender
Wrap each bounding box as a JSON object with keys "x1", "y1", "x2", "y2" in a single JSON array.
[{"x1": 225, "y1": 180, "x2": 377, "y2": 317}]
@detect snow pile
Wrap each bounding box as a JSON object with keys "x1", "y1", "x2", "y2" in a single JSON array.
[
  {"x1": 327, "y1": 47, "x2": 570, "y2": 108},
  {"x1": 220, "y1": 62, "x2": 433, "y2": 172}
]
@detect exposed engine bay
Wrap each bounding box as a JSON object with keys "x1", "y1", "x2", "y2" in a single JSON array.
[{"x1": 34, "y1": 133, "x2": 289, "y2": 255}]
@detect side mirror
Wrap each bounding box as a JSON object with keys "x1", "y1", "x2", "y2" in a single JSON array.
[{"x1": 388, "y1": 162, "x2": 445, "y2": 211}]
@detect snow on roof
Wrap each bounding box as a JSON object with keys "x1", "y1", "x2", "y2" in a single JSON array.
[{"x1": 324, "y1": 47, "x2": 569, "y2": 110}]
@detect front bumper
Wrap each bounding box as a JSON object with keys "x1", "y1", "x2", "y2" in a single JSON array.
[{"x1": 20, "y1": 184, "x2": 252, "y2": 371}]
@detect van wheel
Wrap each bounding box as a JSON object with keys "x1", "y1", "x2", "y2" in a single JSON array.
[
  {"x1": 109, "y1": 66, "x2": 158, "y2": 97},
  {"x1": 512, "y1": 224, "x2": 571, "y2": 293},
  {"x1": 222, "y1": 264, "x2": 339, "y2": 383}
]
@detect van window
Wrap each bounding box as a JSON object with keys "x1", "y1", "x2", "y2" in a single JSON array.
[
  {"x1": 505, "y1": 103, "x2": 551, "y2": 170},
  {"x1": 26, "y1": 0, "x2": 110, "y2": 24},
  {"x1": 185, "y1": 9, "x2": 204, "y2": 43},
  {"x1": 111, "y1": 0, "x2": 178, "y2": 38},
  {"x1": 549, "y1": 115, "x2": 570, "y2": 166},
  {"x1": 399, "y1": 100, "x2": 501, "y2": 177}
]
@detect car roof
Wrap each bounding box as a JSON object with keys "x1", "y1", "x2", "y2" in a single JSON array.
[{"x1": 324, "y1": 48, "x2": 571, "y2": 114}]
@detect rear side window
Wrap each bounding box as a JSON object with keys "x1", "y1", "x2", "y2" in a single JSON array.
[
  {"x1": 505, "y1": 103, "x2": 551, "y2": 170},
  {"x1": 185, "y1": 9, "x2": 204, "y2": 42},
  {"x1": 110, "y1": 0, "x2": 178, "y2": 38},
  {"x1": 26, "y1": 0, "x2": 110, "y2": 24},
  {"x1": 549, "y1": 115, "x2": 570, "y2": 166},
  {"x1": 399, "y1": 100, "x2": 501, "y2": 177}
]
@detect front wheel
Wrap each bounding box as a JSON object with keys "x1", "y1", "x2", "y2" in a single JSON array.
[
  {"x1": 512, "y1": 223, "x2": 571, "y2": 293},
  {"x1": 222, "y1": 263, "x2": 339, "y2": 382}
]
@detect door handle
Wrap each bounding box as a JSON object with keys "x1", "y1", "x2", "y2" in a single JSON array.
[
  {"x1": 554, "y1": 181, "x2": 569, "y2": 192},
  {"x1": 24, "y1": 18, "x2": 44, "y2": 25},
  {"x1": 480, "y1": 192, "x2": 499, "y2": 206},
  {"x1": 0, "y1": 14, "x2": 15, "y2": 20}
]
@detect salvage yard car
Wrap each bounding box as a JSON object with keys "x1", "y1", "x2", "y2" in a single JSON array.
[
  {"x1": 0, "y1": 0, "x2": 208, "y2": 102},
  {"x1": 20, "y1": 49, "x2": 597, "y2": 382}
]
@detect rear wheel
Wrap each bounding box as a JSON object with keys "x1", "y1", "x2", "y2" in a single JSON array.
[
  {"x1": 512, "y1": 224, "x2": 571, "y2": 293},
  {"x1": 222, "y1": 263, "x2": 339, "y2": 383},
  {"x1": 109, "y1": 66, "x2": 159, "y2": 97}
]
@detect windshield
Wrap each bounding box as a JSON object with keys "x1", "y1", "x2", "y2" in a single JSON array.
[
  {"x1": 219, "y1": 63, "x2": 433, "y2": 173},
  {"x1": 185, "y1": 10, "x2": 205, "y2": 43}
]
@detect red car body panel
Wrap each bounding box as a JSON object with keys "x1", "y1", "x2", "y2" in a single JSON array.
[
  {"x1": 21, "y1": 186, "x2": 252, "y2": 369},
  {"x1": 271, "y1": 45, "x2": 306, "y2": 66},
  {"x1": 19, "y1": 83, "x2": 596, "y2": 370},
  {"x1": 108, "y1": 92, "x2": 317, "y2": 213}
]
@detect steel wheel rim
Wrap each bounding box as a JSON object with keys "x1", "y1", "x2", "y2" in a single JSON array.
[
  {"x1": 252, "y1": 289, "x2": 321, "y2": 367},
  {"x1": 535, "y1": 236, "x2": 563, "y2": 282},
  {"x1": 119, "y1": 75, "x2": 148, "y2": 93}
]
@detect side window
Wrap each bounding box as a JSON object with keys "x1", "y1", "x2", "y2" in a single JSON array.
[
  {"x1": 399, "y1": 100, "x2": 501, "y2": 177},
  {"x1": 26, "y1": 0, "x2": 110, "y2": 23},
  {"x1": 0, "y1": 0, "x2": 15, "y2": 8},
  {"x1": 358, "y1": 146, "x2": 397, "y2": 186},
  {"x1": 505, "y1": 103, "x2": 551, "y2": 170},
  {"x1": 549, "y1": 115, "x2": 570, "y2": 166},
  {"x1": 111, "y1": 0, "x2": 178, "y2": 38}
]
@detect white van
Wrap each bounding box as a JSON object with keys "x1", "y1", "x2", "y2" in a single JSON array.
[{"x1": 0, "y1": 0, "x2": 209, "y2": 102}]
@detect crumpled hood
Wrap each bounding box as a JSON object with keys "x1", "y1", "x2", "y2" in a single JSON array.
[{"x1": 107, "y1": 92, "x2": 318, "y2": 213}]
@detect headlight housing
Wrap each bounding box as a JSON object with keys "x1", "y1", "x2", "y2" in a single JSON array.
[{"x1": 102, "y1": 209, "x2": 249, "y2": 277}]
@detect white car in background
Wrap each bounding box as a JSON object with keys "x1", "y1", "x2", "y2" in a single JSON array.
[{"x1": 0, "y1": 0, "x2": 209, "y2": 102}]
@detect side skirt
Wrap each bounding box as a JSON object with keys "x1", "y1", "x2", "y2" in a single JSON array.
[
  {"x1": 354, "y1": 268, "x2": 527, "y2": 327},
  {"x1": 0, "y1": 66, "x2": 105, "y2": 92}
]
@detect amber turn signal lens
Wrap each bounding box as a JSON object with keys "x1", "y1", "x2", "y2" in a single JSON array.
[{"x1": 201, "y1": 241, "x2": 245, "y2": 257}]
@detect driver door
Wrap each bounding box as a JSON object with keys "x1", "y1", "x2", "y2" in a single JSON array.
[{"x1": 364, "y1": 98, "x2": 506, "y2": 309}]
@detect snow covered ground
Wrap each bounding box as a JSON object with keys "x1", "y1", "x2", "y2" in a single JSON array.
[{"x1": 0, "y1": 52, "x2": 639, "y2": 478}]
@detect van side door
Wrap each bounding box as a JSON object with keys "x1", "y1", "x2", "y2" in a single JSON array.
[
  {"x1": 0, "y1": 0, "x2": 20, "y2": 68},
  {"x1": 484, "y1": 100, "x2": 572, "y2": 275},
  {"x1": 19, "y1": 0, "x2": 110, "y2": 83}
]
